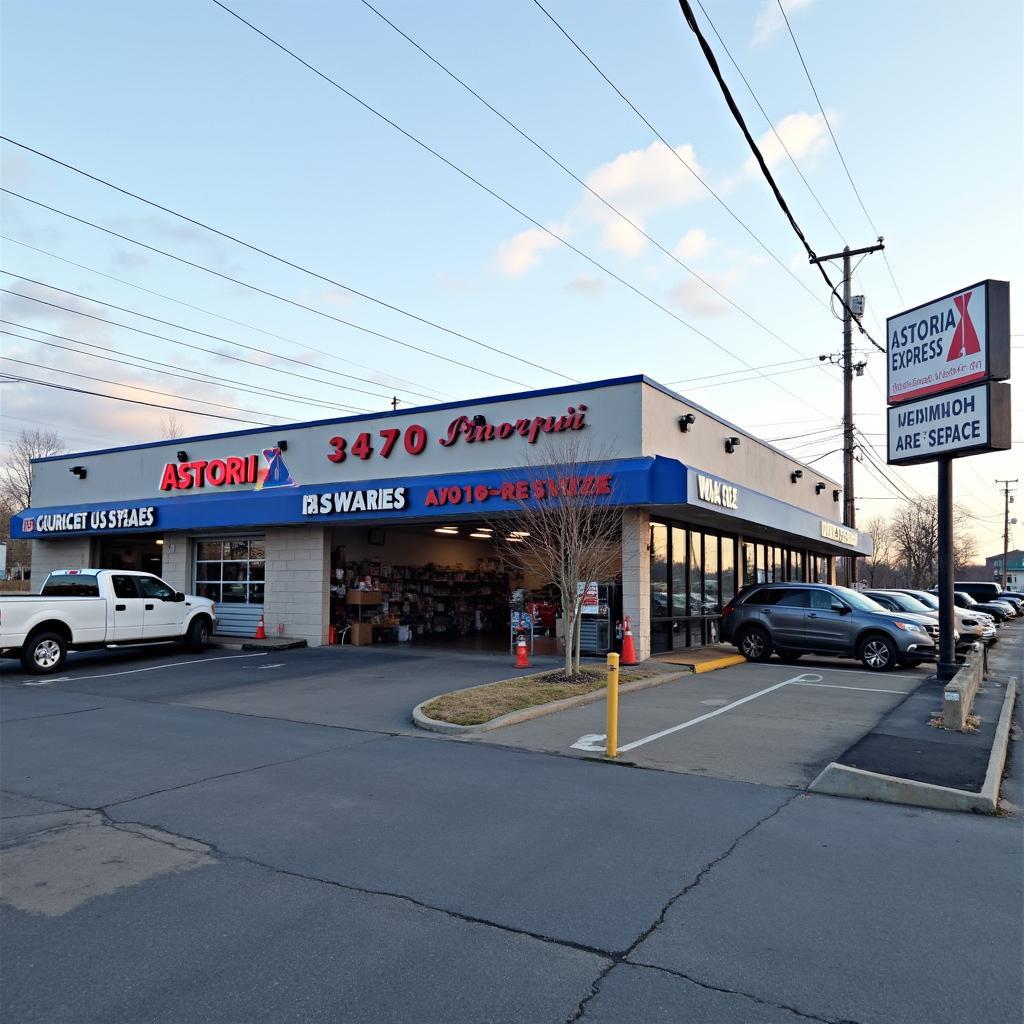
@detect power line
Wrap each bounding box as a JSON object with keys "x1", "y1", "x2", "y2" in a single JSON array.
[
  {"x1": 0, "y1": 323, "x2": 370, "y2": 416},
  {"x1": 0, "y1": 190, "x2": 531, "y2": 392},
  {"x1": 691, "y1": 0, "x2": 845, "y2": 242},
  {"x1": 358, "y1": 0, "x2": 833, "y2": 377},
  {"x1": 0, "y1": 354, "x2": 280, "y2": 423},
  {"x1": 0, "y1": 139, "x2": 567, "y2": 388},
  {"x1": 204, "y1": 3, "x2": 837, "y2": 421},
  {"x1": 667, "y1": 355, "x2": 820, "y2": 385},
  {"x1": 675, "y1": 0, "x2": 885, "y2": 356},
  {"x1": 1, "y1": 284, "x2": 411, "y2": 409},
  {"x1": 0, "y1": 374, "x2": 268, "y2": 426},
  {"x1": 2, "y1": 234, "x2": 445, "y2": 401},
  {"x1": 773, "y1": 0, "x2": 904, "y2": 306},
  {"x1": 529, "y1": 0, "x2": 829, "y2": 313},
  {"x1": 1, "y1": 272, "x2": 418, "y2": 405}
]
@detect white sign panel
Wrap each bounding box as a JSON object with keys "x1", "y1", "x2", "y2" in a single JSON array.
[
  {"x1": 887, "y1": 385, "x2": 991, "y2": 465},
  {"x1": 887, "y1": 280, "x2": 1009, "y2": 404}
]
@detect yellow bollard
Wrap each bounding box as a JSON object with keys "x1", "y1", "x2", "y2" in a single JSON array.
[{"x1": 606, "y1": 651, "x2": 620, "y2": 758}]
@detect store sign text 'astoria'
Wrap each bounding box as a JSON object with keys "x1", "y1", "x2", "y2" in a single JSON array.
[{"x1": 439, "y1": 405, "x2": 587, "y2": 447}]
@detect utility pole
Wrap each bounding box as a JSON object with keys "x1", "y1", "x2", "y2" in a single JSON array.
[
  {"x1": 810, "y1": 241, "x2": 885, "y2": 587},
  {"x1": 996, "y1": 478, "x2": 1018, "y2": 588},
  {"x1": 390, "y1": 396, "x2": 400, "y2": 411}
]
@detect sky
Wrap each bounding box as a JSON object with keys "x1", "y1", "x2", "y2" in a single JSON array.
[{"x1": 1, "y1": 0, "x2": 1021, "y2": 556}]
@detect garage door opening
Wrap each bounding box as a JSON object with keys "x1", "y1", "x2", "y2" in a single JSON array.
[{"x1": 328, "y1": 522, "x2": 604, "y2": 654}]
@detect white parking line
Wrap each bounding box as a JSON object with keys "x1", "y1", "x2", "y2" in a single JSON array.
[
  {"x1": 21, "y1": 653, "x2": 268, "y2": 685},
  {"x1": 792, "y1": 681, "x2": 910, "y2": 696},
  {"x1": 612, "y1": 672, "x2": 823, "y2": 754}
]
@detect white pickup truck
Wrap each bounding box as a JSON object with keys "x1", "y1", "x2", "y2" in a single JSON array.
[{"x1": 0, "y1": 569, "x2": 217, "y2": 675}]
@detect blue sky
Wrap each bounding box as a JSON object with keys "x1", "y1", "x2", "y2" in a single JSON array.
[{"x1": 1, "y1": 0, "x2": 1021, "y2": 553}]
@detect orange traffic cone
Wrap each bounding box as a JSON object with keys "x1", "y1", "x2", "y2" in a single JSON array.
[
  {"x1": 514, "y1": 632, "x2": 531, "y2": 669},
  {"x1": 254, "y1": 614, "x2": 266, "y2": 640},
  {"x1": 620, "y1": 616, "x2": 638, "y2": 666}
]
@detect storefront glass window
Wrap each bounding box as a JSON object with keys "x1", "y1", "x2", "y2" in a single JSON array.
[
  {"x1": 650, "y1": 524, "x2": 669, "y2": 621},
  {"x1": 742, "y1": 542, "x2": 756, "y2": 586},
  {"x1": 688, "y1": 532, "x2": 702, "y2": 615},
  {"x1": 755, "y1": 544, "x2": 766, "y2": 584},
  {"x1": 194, "y1": 537, "x2": 266, "y2": 604},
  {"x1": 703, "y1": 535, "x2": 720, "y2": 613},
  {"x1": 671, "y1": 527, "x2": 688, "y2": 616},
  {"x1": 721, "y1": 538, "x2": 736, "y2": 605}
]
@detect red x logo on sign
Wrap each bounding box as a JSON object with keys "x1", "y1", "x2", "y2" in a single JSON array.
[{"x1": 946, "y1": 291, "x2": 981, "y2": 361}]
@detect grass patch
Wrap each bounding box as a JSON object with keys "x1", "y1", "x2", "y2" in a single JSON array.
[{"x1": 421, "y1": 666, "x2": 656, "y2": 726}]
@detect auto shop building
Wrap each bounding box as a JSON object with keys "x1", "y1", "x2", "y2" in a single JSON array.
[{"x1": 11, "y1": 375, "x2": 871, "y2": 661}]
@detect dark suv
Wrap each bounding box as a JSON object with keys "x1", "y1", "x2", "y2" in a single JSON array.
[{"x1": 721, "y1": 582, "x2": 937, "y2": 671}]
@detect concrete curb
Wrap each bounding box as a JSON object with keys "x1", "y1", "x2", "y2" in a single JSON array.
[
  {"x1": 413, "y1": 669, "x2": 692, "y2": 736},
  {"x1": 808, "y1": 677, "x2": 1017, "y2": 814},
  {"x1": 210, "y1": 638, "x2": 308, "y2": 652}
]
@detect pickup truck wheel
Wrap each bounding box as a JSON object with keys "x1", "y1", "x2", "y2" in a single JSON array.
[
  {"x1": 859, "y1": 634, "x2": 896, "y2": 672},
  {"x1": 186, "y1": 617, "x2": 211, "y2": 653},
  {"x1": 738, "y1": 626, "x2": 773, "y2": 662},
  {"x1": 21, "y1": 631, "x2": 67, "y2": 675}
]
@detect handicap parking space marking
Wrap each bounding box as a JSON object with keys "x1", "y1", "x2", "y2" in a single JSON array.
[{"x1": 21, "y1": 652, "x2": 269, "y2": 685}]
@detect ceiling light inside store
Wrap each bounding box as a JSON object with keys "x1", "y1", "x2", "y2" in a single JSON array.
[
  {"x1": 469, "y1": 532, "x2": 491, "y2": 539},
  {"x1": 506, "y1": 536, "x2": 524, "y2": 543},
  {"x1": 434, "y1": 527, "x2": 459, "y2": 534},
  {"x1": 476, "y1": 527, "x2": 493, "y2": 533},
  {"x1": 511, "y1": 532, "x2": 530, "y2": 537}
]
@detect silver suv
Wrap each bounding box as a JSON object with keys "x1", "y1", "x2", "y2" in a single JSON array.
[{"x1": 721, "y1": 582, "x2": 937, "y2": 671}]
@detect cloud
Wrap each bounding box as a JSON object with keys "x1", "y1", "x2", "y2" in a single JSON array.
[
  {"x1": 668, "y1": 271, "x2": 739, "y2": 317},
  {"x1": 748, "y1": 110, "x2": 834, "y2": 172},
  {"x1": 673, "y1": 228, "x2": 716, "y2": 261},
  {"x1": 494, "y1": 139, "x2": 709, "y2": 272},
  {"x1": 496, "y1": 225, "x2": 563, "y2": 277},
  {"x1": 752, "y1": 0, "x2": 818, "y2": 46},
  {"x1": 565, "y1": 274, "x2": 606, "y2": 298}
]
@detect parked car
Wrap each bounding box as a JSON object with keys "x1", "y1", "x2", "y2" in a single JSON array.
[
  {"x1": 863, "y1": 590, "x2": 985, "y2": 651},
  {"x1": 0, "y1": 569, "x2": 217, "y2": 675},
  {"x1": 721, "y1": 582, "x2": 936, "y2": 671},
  {"x1": 951, "y1": 581, "x2": 1007, "y2": 604},
  {"x1": 953, "y1": 591, "x2": 1015, "y2": 622},
  {"x1": 992, "y1": 594, "x2": 1023, "y2": 614},
  {"x1": 890, "y1": 589, "x2": 999, "y2": 645}
]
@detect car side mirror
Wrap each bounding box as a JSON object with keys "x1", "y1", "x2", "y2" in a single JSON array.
[
  {"x1": 833, "y1": 603, "x2": 850, "y2": 615},
  {"x1": 173, "y1": 592, "x2": 185, "y2": 602}
]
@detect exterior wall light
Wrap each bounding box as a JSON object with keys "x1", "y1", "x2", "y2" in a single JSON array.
[
  {"x1": 724, "y1": 436, "x2": 741, "y2": 454},
  {"x1": 176, "y1": 450, "x2": 189, "y2": 462},
  {"x1": 678, "y1": 413, "x2": 696, "y2": 433},
  {"x1": 815, "y1": 482, "x2": 826, "y2": 494},
  {"x1": 70, "y1": 466, "x2": 87, "y2": 479},
  {"x1": 833, "y1": 489, "x2": 841, "y2": 502},
  {"x1": 791, "y1": 470, "x2": 803, "y2": 483},
  {"x1": 472, "y1": 414, "x2": 486, "y2": 426},
  {"x1": 277, "y1": 439, "x2": 288, "y2": 451}
]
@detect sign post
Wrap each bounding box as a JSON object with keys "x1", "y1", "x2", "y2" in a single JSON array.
[{"x1": 886, "y1": 279, "x2": 1011, "y2": 682}]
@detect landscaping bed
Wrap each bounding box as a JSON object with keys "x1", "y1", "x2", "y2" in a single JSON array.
[{"x1": 420, "y1": 666, "x2": 656, "y2": 726}]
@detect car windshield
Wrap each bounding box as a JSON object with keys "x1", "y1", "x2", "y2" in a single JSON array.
[
  {"x1": 955, "y1": 592, "x2": 978, "y2": 607},
  {"x1": 910, "y1": 592, "x2": 939, "y2": 610},
  {"x1": 833, "y1": 587, "x2": 888, "y2": 612},
  {"x1": 880, "y1": 592, "x2": 930, "y2": 613}
]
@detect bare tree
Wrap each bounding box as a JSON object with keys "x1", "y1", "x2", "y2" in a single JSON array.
[
  {"x1": 0, "y1": 429, "x2": 65, "y2": 512},
  {"x1": 862, "y1": 515, "x2": 893, "y2": 587},
  {"x1": 159, "y1": 414, "x2": 186, "y2": 440},
  {"x1": 490, "y1": 438, "x2": 621, "y2": 679},
  {"x1": 888, "y1": 497, "x2": 976, "y2": 588}
]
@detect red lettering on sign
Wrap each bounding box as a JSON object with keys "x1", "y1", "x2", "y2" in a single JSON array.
[{"x1": 206, "y1": 459, "x2": 227, "y2": 486}]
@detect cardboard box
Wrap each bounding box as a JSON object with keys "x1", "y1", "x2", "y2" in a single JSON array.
[
  {"x1": 346, "y1": 591, "x2": 383, "y2": 607},
  {"x1": 349, "y1": 622, "x2": 375, "y2": 646}
]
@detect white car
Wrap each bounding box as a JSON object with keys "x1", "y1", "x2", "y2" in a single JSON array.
[{"x1": 0, "y1": 569, "x2": 217, "y2": 675}]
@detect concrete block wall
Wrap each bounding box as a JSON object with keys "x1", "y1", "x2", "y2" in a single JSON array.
[
  {"x1": 159, "y1": 535, "x2": 190, "y2": 593},
  {"x1": 621, "y1": 508, "x2": 651, "y2": 662},
  {"x1": 30, "y1": 537, "x2": 94, "y2": 592},
  {"x1": 262, "y1": 525, "x2": 330, "y2": 647}
]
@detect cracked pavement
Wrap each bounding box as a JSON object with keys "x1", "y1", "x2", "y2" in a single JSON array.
[{"x1": 2, "y1": 643, "x2": 1022, "y2": 1022}]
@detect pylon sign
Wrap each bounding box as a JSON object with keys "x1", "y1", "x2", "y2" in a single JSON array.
[
  {"x1": 886, "y1": 280, "x2": 1010, "y2": 405},
  {"x1": 886, "y1": 279, "x2": 1012, "y2": 467}
]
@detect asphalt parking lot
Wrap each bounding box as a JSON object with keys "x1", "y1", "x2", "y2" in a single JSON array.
[{"x1": 472, "y1": 656, "x2": 931, "y2": 787}]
